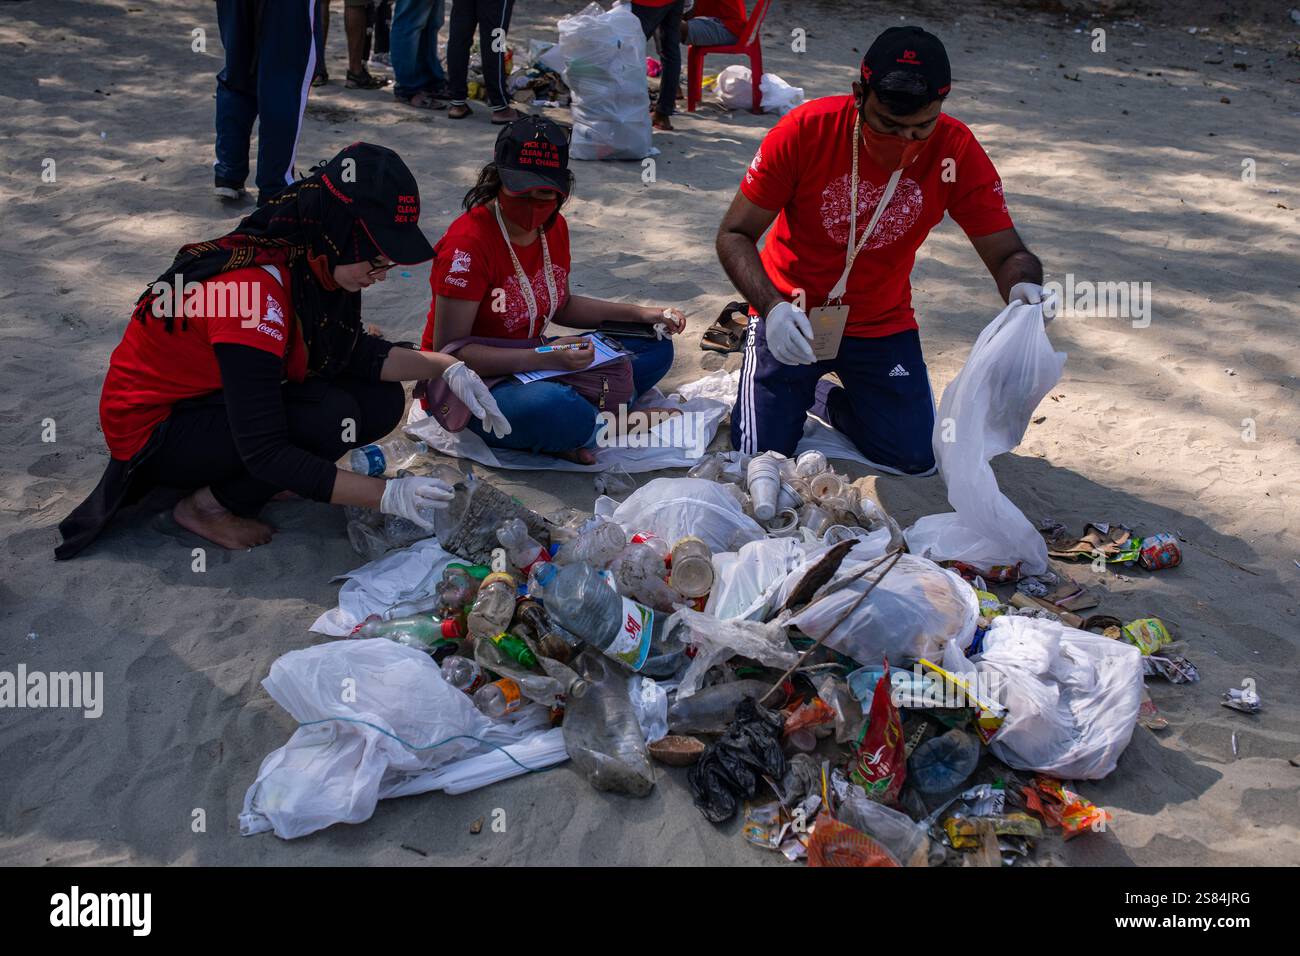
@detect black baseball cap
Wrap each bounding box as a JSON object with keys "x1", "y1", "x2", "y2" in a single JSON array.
[
  {"x1": 317, "y1": 142, "x2": 434, "y2": 265},
  {"x1": 494, "y1": 116, "x2": 571, "y2": 197},
  {"x1": 860, "y1": 26, "x2": 951, "y2": 103}
]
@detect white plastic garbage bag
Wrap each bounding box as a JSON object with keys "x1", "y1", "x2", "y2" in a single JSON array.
[
  {"x1": 706, "y1": 536, "x2": 809, "y2": 621},
  {"x1": 972, "y1": 616, "x2": 1143, "y2": 779},
  {"x1": 667, "y1": 604, "x2": 799, "y2": 698},
  {"x1": 558, "y1": 2, "x2": 655, "y2": 160},
  {"x1": 906, "y1": 301, "x2": 1066, "y2": 575},
  {"x1": 715, "y1": 64, "x2": 804, "y2": 115},
  {"x1": 782, "y1": 552, "x2": 978, "y2": 666},
  {"x1": 241, "y1": 639, "x2": 495, "y2": 839},
  {"x1": 628, "y1": 675, "x2": 669, "y2": 743},
  {"x1": 610, "y1": 477, "x2": 766, "y2": 552},
  {"x1": 310, "y1": 538, "x2": 457, "y2": 637}
]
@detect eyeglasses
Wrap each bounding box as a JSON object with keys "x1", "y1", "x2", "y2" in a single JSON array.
[{"x1": 367, "y1": 257, "x2": 396, "y2": 277}]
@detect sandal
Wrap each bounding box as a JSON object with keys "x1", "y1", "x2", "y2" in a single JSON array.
[
  {"x1": 397, "y1": 90, "x2": 440, "y2": 110},
  {"x1": 311, "y1": 71, "x2": 329, "y2": 88},
  {"x1": 448, "y1": 102, "x2": 472, "y2": 119},
  {"x1": 346, "y1": 69, "x2": 390, "y2": 90},
  {"x1": 700, "y1": 301, "x2": 750, "y2": 353}
]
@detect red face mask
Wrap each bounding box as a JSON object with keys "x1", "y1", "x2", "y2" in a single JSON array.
[
  {"x1": 858, "y1": 114, "x2": 933, "y2": 172},
  {"x1": 498, "y1": 191, "x2": 558, "y2": 232}
]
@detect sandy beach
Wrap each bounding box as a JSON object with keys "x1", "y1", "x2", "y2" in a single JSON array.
[{"x1": 1, "y1": 0, "x2": 1297, "y2": 866}]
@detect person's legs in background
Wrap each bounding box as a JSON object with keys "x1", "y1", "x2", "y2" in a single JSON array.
[
  {"x1": 444, "y1": 0, "x2": 477, "y2": 116},
  {"x1": 476, "y1": 0, "x2": 519, "y2": 119},
  {"x1": 391, "y1": 0, "x2": 437, "y2": 103},
  {"x1": 344, "y1": 0, "x2": 388, "y2": 87},
  {"x1": 372, "y1": 0, "x2": 393, "y2": 62},
  {"x1": 252, "y1": 0, "x2": 317, "y2": 205},
  {"x1": 423, "y1": 0, "x2": 449, "y2": 97},
  {"x1": 632, "y1": 1, "x2": 684, "y2": 130},
  {"x1": 213, "y1": 0, "x2": 260, "y2": 198},
  {"x1": 313, "y1": 0, "x2": 331, "y2": 85},
  {"x1": 731, "y1": 314, "x2": 828, "y2": 456},
  {"x1": 818, "y1": 329, "x2": 937, "y2": 475}
]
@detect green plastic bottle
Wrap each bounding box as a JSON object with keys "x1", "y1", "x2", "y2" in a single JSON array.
[
  {"x1": 488, "y1": 632, "x2": 538, "y2": 669},
  {"x1": 357, "y1": 614, "x2": 463, "y2": 654}
]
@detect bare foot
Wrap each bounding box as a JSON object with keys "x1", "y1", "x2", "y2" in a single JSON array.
[
  {"x1": 173, "y1": 487, "x2": 274, "y2": 550},
  {"x1": 556, "y1": 447, "x2": 598, "y2": 465}
]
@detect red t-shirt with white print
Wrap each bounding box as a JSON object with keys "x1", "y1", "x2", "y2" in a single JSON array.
[
  {"x1": 99, "y1": 265, "x2": 306, "y2": 460},
  {"x1": 423, "y1": 204, "x2": 572, "y2": 348},
  {"x1": 740, "y1": 95, "x2": 1014, "y2": 338}
]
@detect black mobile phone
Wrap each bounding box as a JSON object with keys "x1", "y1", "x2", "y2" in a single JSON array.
[{"x1": 594, "y1": 320, "x2": 658, "y2": 340}]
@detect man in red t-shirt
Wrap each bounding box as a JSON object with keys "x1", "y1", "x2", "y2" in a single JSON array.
[{"x1": 716, "y1": 26, "x2": 1054, "y2": 474}]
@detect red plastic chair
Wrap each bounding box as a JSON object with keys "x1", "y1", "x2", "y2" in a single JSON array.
[{"x1": 686, "y1": 0, "x2": 774, "y2": 114}]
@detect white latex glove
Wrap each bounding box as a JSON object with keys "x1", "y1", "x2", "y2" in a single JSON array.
[
  {"x1": 764, "y1": 301, "x2": 816, "y2": 365},
  {"x1": 1009, "y1": 281, "x2": 1059, "y2": 323},
  {"x1": 379, "y1": 476, "x2": 454, "y2": 530},
  {"x1": 442, "y1": 360, "x2": 511, "y2": 438}
]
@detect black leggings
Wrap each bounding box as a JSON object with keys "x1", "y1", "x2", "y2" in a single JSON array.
[
  {"x1": 134, "y1": 377, "x2": 406, "y2": 518},
  {"x1": 447, "y1": 0, "x2": 516, "y2": 109}
]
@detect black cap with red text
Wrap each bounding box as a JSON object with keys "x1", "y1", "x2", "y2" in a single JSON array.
[
  {"x1": 494, "y1": 116, "x2": 571, "y2": 197},
  {"x1": 318, "y1": 142, "x2": 434, "y2": 264},
  {"x1": 860, "y1": 26, "x2": 951, "y2": 102}
]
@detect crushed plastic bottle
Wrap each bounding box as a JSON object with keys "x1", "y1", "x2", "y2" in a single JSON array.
[
  {"x1": 532, "y1": 561, "x2": 654, "y2": 671},
  {"x1": 496, "y1": 518, "x2": 550, "y2": 575},
  {"x1": 466, "y1": 571, "x2": 519, "y2": 643},
  {"x1": 551, "y1": 517, "x2": 626, "y2": 569},
  {"x1": 474, "y1": 633, "x2": 589, "y2": 706},
  {"x1": 441, "y1": 656, "x2": 486, "y2": 693},
  {"x1": 610, "y1": 541, "x2": 682, "y2": 612},
  {"x1": 667, "y1": 679, "x2": 771, "y2": 735},
  {"x1": 474, "y1": 678, "x2": 524, "y2": 718},
  {"x1": 562, "y1": 650, "x2": 655, "y2": 796}
]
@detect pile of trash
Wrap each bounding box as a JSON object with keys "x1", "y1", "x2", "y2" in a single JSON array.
[
  {"x1": 239, "y1": 301, "x2": 1207, "y2": 864},
  {"x1": 241, "y1": 441, "x2": 1181, "y2": 864}
]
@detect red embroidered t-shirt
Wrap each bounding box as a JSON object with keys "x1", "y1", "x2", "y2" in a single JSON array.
[
  {"x1": 99, "y1": 265, "x2": 306, "y2": 460},
  {"x1": 423, "y1": 204, "x2": 572, "y2": 348},
  {"x1": 690, "y1": 0, "x2": 748, "y2": 40},
  {"x1": 740, "y1": 95, "x2": 1014, "y2": 338}
]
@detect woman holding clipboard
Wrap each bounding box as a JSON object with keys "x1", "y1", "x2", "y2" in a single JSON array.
[{"x1": 421, "y1": 117, "x2": 685, "y2": 464}]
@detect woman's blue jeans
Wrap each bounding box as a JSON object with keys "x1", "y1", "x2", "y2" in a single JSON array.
[{"x1": 468, "y1": 336, "x2": 675, "y2": 453}]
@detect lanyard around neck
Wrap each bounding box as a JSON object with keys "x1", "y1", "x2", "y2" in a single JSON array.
[
  {"x1": 826, "y1": 118, "x2": 903, "y2": 305},
  {"x1": 493, "y1": 201, "x2": 558, "y2": 338}
]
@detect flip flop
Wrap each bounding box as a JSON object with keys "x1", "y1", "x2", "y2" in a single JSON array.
[
  {"x1": 397, "y1": 90, "x2": 441, "y2": 110},
  {"x1": 700, "y1": 301, "x2": 750, "y2": 353}
]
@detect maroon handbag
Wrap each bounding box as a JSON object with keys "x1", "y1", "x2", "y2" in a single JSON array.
[{"x1": 419, "y1": 336, "x2": 636, "y2": 432}]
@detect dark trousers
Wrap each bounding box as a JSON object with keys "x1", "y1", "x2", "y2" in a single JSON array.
[
  {"x1": 633, "y1": 1, "x2": 684, "y2": 117},
  {"x1": 214, "y1": 0, "x2": 318, "y2": 204},
  {"x1": 732, "y1": 321, "x2": 938, "y2": 475},
  {"x1": 447, "y1": 0, "x2": 516, "y2": 110},
  {"x1": 135, "y1": 378, "x2": 405, "y2": 517}
]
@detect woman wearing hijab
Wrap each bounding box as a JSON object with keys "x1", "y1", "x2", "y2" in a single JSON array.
[
  {"x1": 421, "y1": 117, "x2": 685, "y2": 465},
  {"x1": 57, "y1": 143, "x2": 508, "y2": 559}
]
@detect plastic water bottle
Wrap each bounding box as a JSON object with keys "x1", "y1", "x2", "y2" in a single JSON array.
[
  {"x1": 355, "y1": 614, "x2": 463, "y2": 654},
  {"x1": 474, "y1": 635, "x2": 590, "y2": 706},
  {"x1": 348, "y1": 436, "x2": 428, "y2": 477},
  {"x1": 487, "y1": 632, "x2": 538, "y2": 669},
  {"x1": 496, "y1": 518, "x2": 550, "y2": 574},
  {"x1": 532, "y1": 561, "x2": 654, "y2": 671},
  {"x1": 466, "y1": 571, "x2": 519, "y2": 643},
  {"x1": 668, "y1": 536, "x2": 714, "y2": 599},
  {"x1": 666, "y1": 679, "x2": 771, "y2": 735},
  {"x1": 474, "y1": 678, "x2": 523, "y2": 718},
  {"x1": 441, "y1": 656, "x2": 486, "y2": 693},
  {"x1": 552, "y1": 518, "x2": 626, "y2": 569},
  {"x1": 610, "y1": 542, "x2": 681, "y2": 612}
]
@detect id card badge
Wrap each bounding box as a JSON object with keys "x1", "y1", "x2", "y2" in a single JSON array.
[{"x1": 807, "y1": 304, "x2": 849, "y2": 361}]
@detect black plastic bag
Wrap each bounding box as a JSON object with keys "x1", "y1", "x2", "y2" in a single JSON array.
[{"x1": 688, "y1": 697, "x2": 787, "y2": 823}]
